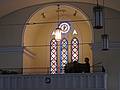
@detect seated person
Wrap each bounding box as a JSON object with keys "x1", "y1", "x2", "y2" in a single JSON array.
[{"x1": 84, "y1": 57, "x2": 90, "y2": 73}]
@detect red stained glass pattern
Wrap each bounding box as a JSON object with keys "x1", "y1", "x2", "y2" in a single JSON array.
[
  {"x1": 71, "y1": 37, "x2": 79, "y2": 62},
  {"x1": 50, "y1": 39, "x2": 58, "y2": 74}
]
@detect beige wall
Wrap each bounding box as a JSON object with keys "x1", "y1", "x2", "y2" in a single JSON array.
[{"x1": 23, "y1": 5, "x2": 93, "y2": 74}]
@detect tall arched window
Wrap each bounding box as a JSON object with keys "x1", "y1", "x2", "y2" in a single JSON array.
[
  {"x1": 71, "y1": 37, "x2": 79, "y2": 62},
  {"x1": 60, "y1": 38, "x2": 68, "y2": 73},
  {"x1": 50, "y1": 38, "x2": 58, "y2": 74}
]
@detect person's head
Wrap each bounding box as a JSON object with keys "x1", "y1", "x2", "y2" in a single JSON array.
[{"x1": 84, "y1": 57, "x2": 89, "y2": 63}]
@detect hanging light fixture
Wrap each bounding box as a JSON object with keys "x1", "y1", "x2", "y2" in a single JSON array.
[
  {"x1": 55, "y1": 27, "x2": 62, "y2": 41},
  {"x1": 101, "y1": 0, "x2": 109, "y2": 51},
  {"x1": 93, "y1": 0, "x2": 103, "y2": 29},
  {"x1": 102, "y1": 34, "x2": 109, "y2": 50},
  {"x1": 53, "y1": 4, "x2": 62, "y2": 41}
]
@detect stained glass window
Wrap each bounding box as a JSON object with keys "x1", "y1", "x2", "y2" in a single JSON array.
[
  {"x1": 50, "y1": 38, "x2": 58, "y2": 74},
  {"x1": 71, "y1": 37, "x2": 79, "y2": 62},
  {"x1": 60, "y1": 38, "x2": 68, "y2": 73}
]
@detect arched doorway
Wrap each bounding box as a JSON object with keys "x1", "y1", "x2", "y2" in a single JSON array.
[{"x1": 23, "y1": 4, "x2": 93, "y2": 74}]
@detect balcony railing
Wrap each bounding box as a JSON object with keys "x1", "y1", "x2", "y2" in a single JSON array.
[{"x1": 0, "y1": 72, "x2": 106, "y2": 90}]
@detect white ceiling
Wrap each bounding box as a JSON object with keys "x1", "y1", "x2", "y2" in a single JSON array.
[{"x1": 0, "y1": 0, "x2": 120, "y2": 17}]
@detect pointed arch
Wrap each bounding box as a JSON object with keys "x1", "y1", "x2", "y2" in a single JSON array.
[
  {"x1": 60, "y1": 38, "x2": 68, "y2": 73},
  {"x1": 50, "y1": 38, "x2": 58, "y2": 74},
  {"x1": 71, "y1": 37, "x2": 79, "y2": 62}
]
